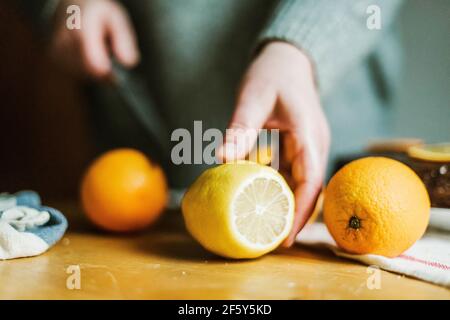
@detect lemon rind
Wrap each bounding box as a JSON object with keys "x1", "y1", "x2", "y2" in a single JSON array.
[{"x1": 408, "y1": 144, "x2": 450, "y2": 162}]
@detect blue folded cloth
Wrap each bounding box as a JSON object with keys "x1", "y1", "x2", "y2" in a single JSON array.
[{"x1": 0, "y1": 191, "x2": 68, "y2": 260}]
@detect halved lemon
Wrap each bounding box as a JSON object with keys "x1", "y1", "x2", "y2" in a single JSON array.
[
  {"x1": 182, "y1": 161, "x2": 294, "y2": 259},
  {"x1": 408, "y1": 143, "x2": 450, "y2": 162}
]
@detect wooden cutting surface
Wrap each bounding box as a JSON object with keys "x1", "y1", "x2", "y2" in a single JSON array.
[{"x1": 0, "y1": 202, "x2": 449, "y2": 300}]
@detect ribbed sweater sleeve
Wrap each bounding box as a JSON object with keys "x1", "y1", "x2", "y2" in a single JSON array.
[{"x1": 259, "y1": 0, "x2": 404, "y2": 97}]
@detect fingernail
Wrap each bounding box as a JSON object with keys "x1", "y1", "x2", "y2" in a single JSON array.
[
  {"x1": 125, "y1": 49, "x2": 140, "y2": 67},
  {"x1": 223, "y1": 143, "x2": 238, "y2": 163}
]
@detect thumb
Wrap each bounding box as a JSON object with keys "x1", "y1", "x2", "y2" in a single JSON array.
[{"x1": 217, "y1": 81, "x2": 276, "y2": 162}]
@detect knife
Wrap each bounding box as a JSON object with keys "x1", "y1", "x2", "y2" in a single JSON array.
[{"x1": 110, "y1": 60, "x2": 171, "y2": 157}]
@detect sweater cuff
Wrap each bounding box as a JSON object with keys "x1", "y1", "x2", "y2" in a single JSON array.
[{"x1": 258, "y1": 0, "x2": 390, "y2": 97}]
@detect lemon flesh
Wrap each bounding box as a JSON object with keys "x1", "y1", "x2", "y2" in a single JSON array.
[
  {"x1": 182, "y1": 161, "x2": 295, "y2": 259},
  {"x1": 408, "y1": 143, "x2": 450, "y2": 162}
]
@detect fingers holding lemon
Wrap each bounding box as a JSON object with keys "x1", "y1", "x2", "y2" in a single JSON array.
[{"x1": 81, "y1": 149, "x2": 168, "y2": 232}]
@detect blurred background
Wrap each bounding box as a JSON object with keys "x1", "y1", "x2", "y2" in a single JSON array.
[{"x1": 0, "y1": 0, "x2": 449, "y2": 200}]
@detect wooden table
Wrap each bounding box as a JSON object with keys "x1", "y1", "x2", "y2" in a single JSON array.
[{"x1": 1, "y1": 202, "x2": 449, "y2": 300}]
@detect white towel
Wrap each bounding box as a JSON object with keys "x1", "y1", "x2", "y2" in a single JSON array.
[{"x1": 296, "y1": 223, "x2": 450, "y2": 288}]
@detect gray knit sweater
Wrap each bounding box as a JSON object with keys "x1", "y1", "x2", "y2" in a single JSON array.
[{"x1": 17, "y1": 0, "x2": 404, "y2": 187}]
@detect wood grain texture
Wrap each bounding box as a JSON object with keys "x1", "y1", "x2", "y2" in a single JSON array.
[{"x1": 0, "y1": 202, "x2": 449, "y2": 300}]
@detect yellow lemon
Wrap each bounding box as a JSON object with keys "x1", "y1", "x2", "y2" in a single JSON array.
[
  {"x1": 408, "y1": 143, "x2": 450, "y2": 162},
  {"x1": 182, "y1": 161, "x2": 295, "y2": 259}
]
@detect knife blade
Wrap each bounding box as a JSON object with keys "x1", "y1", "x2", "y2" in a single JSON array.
[{"x1": 110, "y1": 60, "x2": 171, "y2": 156}]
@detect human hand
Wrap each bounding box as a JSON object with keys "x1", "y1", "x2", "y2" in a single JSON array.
[
  {"x1": 50, "y1": 0, "x2": 140, "y2": 78},
  {"x1": 217, "y1": 41, "x2": 330, "y2": 246}
]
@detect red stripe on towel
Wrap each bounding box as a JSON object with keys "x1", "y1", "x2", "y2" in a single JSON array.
[{"x1": 398, "y1": 254, "x2": 450, "y2": 271}]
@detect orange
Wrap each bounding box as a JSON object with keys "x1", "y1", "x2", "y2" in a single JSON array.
[
  {"x1": 81, "y1": 149, "x2": 168, "y2": 232},
  {"x1": 324, "y1": 157, "x2": 430, "y2": 257}
]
